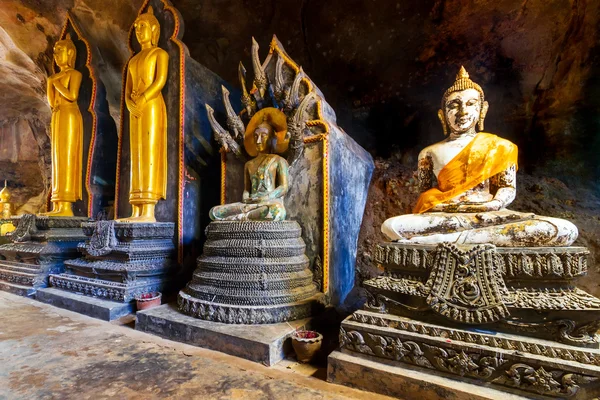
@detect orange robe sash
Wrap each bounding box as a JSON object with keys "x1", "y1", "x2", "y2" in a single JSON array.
[{"x1": 413, "y1": 133, "x2": 518, "y2": 214}]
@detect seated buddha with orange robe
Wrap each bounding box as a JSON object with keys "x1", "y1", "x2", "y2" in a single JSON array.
[{"x1": 381, "y1": 67, "x2": 577, "y2": 247}]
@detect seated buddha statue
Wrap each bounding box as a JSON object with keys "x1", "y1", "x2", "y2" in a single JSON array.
[
  {"x1": 209, "y1": 108, "x2": 290, "y2": 221},
  {"x1": 381, "y1": 67, "x2": 578, "y2": 247},
  {"x1": 117, "y1": 6, "x2": 169, "y2": 223},
  {"x1": 42, "y1": 34, "x2": 83, "y2": 217}
]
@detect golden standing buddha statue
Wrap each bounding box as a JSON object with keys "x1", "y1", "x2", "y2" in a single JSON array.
[
  {"x1": 42, "y1": 34, "x2": 83, "y2": 217},
  {"x1": 209, "y1": 108, "x2": 290, "y2": 221},
  {"x1": 118, "y1": 6, "x2": 169, "y2": 223}
]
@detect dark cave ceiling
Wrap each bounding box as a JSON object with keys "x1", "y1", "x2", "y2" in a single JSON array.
[{"x1": 0, "y1": 0, "x2": 599, "y2": 182}]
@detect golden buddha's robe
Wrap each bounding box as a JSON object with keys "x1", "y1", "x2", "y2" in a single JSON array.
[
  {"x1": 49, "y1": 72, "x2": 83, "y2": 203},
  {"x1": 128, "y1": 48, "x2": 167, "y2": 204},
  {"x1": 414, "y1": 133, "x2": 518, "y2": 214}
]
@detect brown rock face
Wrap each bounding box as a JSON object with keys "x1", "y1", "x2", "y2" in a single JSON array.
[{"x1": 0, "y1": 0, "x2": 598, "y2": 296}]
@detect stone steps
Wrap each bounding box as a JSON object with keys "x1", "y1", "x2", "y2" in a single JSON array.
[
  {"x1": 0, "y1": 260, "x2": 40, "y2": 274},
  {"x1": 0, "y1": 265, "x2": 37, "y2": 287},
  {"x1": 0, "y1": 280, "x2": 35, "y2": 297}
]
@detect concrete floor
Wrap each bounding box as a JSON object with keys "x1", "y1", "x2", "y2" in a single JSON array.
[{"x1": 0, "y1": 291, "x2": 392, "y2": 400}]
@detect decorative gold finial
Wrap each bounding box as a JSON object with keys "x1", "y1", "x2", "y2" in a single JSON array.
[
  {"x1": 457, "y1": 66, "x2": 469, "y2": 80},
  {"x1": 0, "y1": 181, "x2": 11, "y2": 203},
  {"x1": 148, "y1": 5, "x2": 154, "y2": 15}
]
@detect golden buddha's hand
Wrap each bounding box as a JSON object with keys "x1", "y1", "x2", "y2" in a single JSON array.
[
  {"x1": 128, "y1": 103, "x2": 142, "y2": 118},
  {"x1": 132, "y1": 93, "x2": 147, "y2": 111}
]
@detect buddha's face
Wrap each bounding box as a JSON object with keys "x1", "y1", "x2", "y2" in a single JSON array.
[
  {"x1": 444, "y1": 88, "x2": 482, "y2": 134},
  {"x1": 53, "y1": 43, "x2": 72, "y2": 68},
  {"x1": 254, "y1": 125, "x2": 272, "y2": 153},
  {"x1": 135, "y1": 18, "x2": 155, "y2": 45}
]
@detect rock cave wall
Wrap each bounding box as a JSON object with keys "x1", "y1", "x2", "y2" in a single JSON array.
[{"x1": 0, "y1": 0, "x2": 598, "y2": 300}]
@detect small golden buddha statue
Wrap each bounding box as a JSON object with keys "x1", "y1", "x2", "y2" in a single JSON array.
[
  {"x1": 42, "y1": 33, "x2": 83, "y2": 217},
  {"x1": 118, "y1": 6, "x2": 169, "y2": 223},
  {"x1": 381, "y1": 67, "x2": 578, "y2": 247},
  {"x1": 209, "y1": 108, "x2": 290, "y2": 221},
  {"x1": 0, "y1": 181, "x2": 16, "y2": 235}
]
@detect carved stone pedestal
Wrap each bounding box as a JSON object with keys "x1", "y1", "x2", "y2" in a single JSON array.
[
  {"x1": 367, "y1": 243, "x2": 600, "y2": 346},
  {"x1": 40, "y1": 221, "x2": 178, "y2": 320},
  {"x1": 329, "y1": 242, "x2": 600, "y2": 399},
  {"x1": 0, "y1": 215, "x2": 87, "y2": 297},
  {"x1": 333, "y1": 310, "x2": 600, "y2": 399},
  {"x1": 178, "y1": 221, "x2": 323, "y2": 324}
]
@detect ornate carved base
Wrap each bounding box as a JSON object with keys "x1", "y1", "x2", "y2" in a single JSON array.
[
  {"x1": 339, "y1": 310, "x2": 600, "y2": 399},
  {"x1": 49, "y1": 221, "x2": 178, "y2": 302},
  {"x1": 178, "y1": 220, "x2": 322, "y2": 324},
  {"x1": 0, "y1": 215, "x2": 87, "y2": 297},
  {"x1": 367, "y1": 242, "x2": 600, "y2": 347}
]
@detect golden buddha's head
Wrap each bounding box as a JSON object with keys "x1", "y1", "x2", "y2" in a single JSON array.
[
  {"x1": 134, "y1": 6, "x2": 160, "y2": 47},
  {"x1": 54, "y1": 34, "x2": 76, "y2": 69},
  {"x1": 244, "y1": 108, "x2": 289, "y2": 157},
  {"x1": 438, "y1": 66, "x2": 489, "y2": 135}
]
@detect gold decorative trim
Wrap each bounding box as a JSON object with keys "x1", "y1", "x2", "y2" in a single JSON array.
[{"x1": 220, "y1": 150, "x2": 227, "y2": 205}]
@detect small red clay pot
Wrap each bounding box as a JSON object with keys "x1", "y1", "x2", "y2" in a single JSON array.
[
  {"x1": 291, "y1": 330, "x2": 323, "y2": 363},
  {"x1": 135, "y1": 292, "x2": 162, "y2": 311}
]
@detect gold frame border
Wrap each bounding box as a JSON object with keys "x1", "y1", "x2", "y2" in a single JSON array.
[
  {"x1": 114, "y1": 0, "x2": 186, "y2": 263},
  {"x1": 58, "y1": 13, "x2": 98, "y2": 219}
]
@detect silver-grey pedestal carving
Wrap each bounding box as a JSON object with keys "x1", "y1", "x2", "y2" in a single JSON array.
[
  {"x1": 329, "y1": 242, "x2": 600, "y2": 399},
  {"x1": 0, "y1": 214, "x2": 87, "y2": 297},
  {"x1": 38, "y1": 221, "x2": 178, "y2": 320},
  {"x1": 178, "y1": 220, "x2": 322, "y2": 324}
]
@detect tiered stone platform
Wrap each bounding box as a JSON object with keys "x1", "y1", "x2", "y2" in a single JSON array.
[
  {"x1": 178, "y1": 220, "x2": 322, "y2": 324},
  {"x1": 328, "y1": 242, "x2": 600, "y2": 399},
  {"x1": 37, "y1": 221, "x2": 178, "y2": 320},
  {"x1": 136, "y1": 220, "x2": 323, "y2": 365},
  {"x1": 0, "y1": 215, "x2": 87, "y2": 297}
]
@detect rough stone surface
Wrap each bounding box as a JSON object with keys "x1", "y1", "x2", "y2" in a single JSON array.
[
  {"x1": 36, "y1": 287, "x2": 134, "y2": 321},
  {"x1": 0, "y1": 290, "x2": 392, "y2": 400},
  {"x1": 136, "y1": 303, "x2": 310, "y2": 366}
]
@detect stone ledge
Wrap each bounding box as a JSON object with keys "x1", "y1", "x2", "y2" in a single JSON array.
[
  {"x1": 36, "y1": 287, "x2": 134, "y2": 321},
  {"x1": 135, "y1": 303, "x2": 310, "y2": 366},
  {"x1": 327, "y1": 350, "x2": 532, "y2": 400}
]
